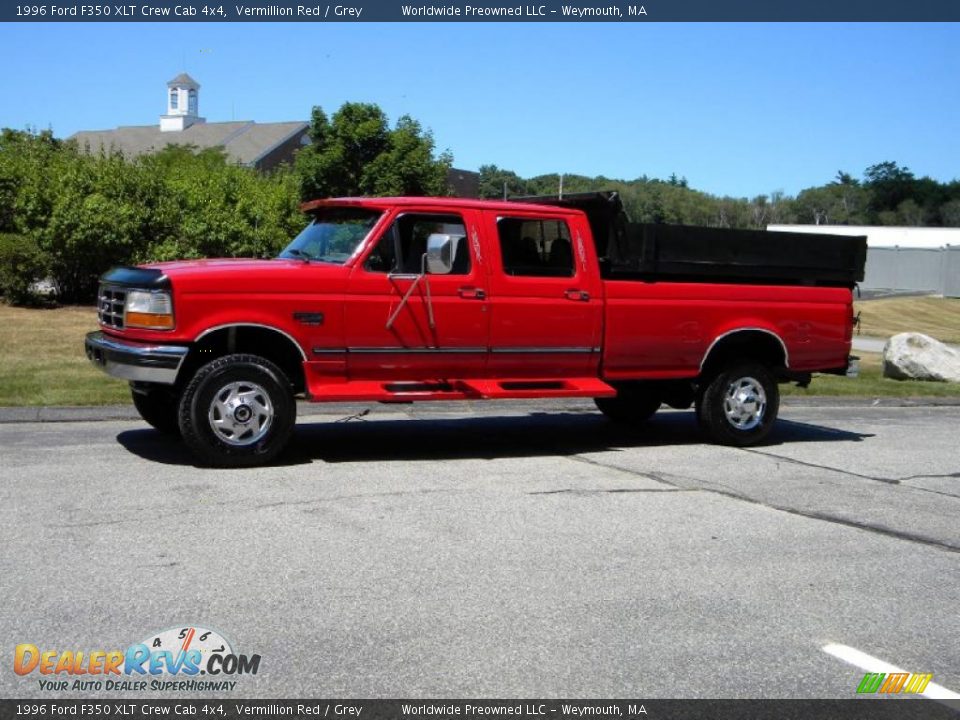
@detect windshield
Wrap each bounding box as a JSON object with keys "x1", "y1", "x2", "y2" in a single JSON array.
[{"x1": 279, "y1": 208, "x2": 383, "y2": 264}]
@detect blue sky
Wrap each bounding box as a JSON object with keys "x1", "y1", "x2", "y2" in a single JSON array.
[{"x1": 1, "y1": 22, "x2": 957, "y2": 197}]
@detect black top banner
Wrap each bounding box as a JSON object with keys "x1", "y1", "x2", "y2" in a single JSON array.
[{"x1": 4, "y1": 0, "x2": 960, "y2": 22}]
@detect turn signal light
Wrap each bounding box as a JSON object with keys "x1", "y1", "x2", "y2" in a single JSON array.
[{"x1": 126, "y1": 312, "x2": 175, "y2": 330}]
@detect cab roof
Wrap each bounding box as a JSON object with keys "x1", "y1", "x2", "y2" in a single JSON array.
[{"x1": 300, "y1": 196, "x2": 583, "y2": 215}]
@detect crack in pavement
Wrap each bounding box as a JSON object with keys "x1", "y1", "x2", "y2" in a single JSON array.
[
  {"x1": 563, "y1": 454, "x2": 960, "y2": 554},
  {"x1": 52, "y1": 487, "x2": 465, "y2": 528},
  {"x1": 270, "y1": 488, "x2": 465, "y2": 512},
  {"x1": 55, "y1": 518, "x2": 133, "y2": 529},
  {"x1": 896, "y1": 471, "x2": 960, "y2": 482},
  {"x1": 742, "y1": 448, "x2": 960, "y2": 501},
  {"x1": 564, "y1": 454, "x2": 687, "y2": 488},
  {"x1": 740, "y1": 448, "x2": 901, "y2": 484},
  {"x1": 529, "y1": 488, "x2": 686, "y2": 495},
  {"x1": 895, "y1": 486, "x2": 960, "y2": 501},
  {"x1": 706, "y1": 487, "x2": 960, "y2": 554}
]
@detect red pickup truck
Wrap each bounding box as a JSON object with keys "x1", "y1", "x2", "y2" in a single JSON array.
[{"x1": 86, "y1": 192, "x2": 865, "y2": 467}]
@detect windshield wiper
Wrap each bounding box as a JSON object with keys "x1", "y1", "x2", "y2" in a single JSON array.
[{"x1": 284, "y1": 248, "x2": 313, "y2": 263}]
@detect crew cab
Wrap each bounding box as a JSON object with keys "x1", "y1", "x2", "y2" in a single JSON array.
[{"x1": 85, "y1": 192, "x2": 865, "y2": 467}]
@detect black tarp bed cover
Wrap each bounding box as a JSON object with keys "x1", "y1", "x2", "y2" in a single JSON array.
[{"x1": 512, "y1": 191, "x2": 867, "y2": 287}]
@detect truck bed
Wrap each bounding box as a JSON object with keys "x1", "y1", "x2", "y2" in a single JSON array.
[{"x1": 512, "y1": 192, "x2": 867, "y2": 288}]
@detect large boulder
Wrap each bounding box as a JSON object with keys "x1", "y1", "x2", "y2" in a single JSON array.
[{"x1": 882, "y1": 333, "x2": 960, "y2": 382}]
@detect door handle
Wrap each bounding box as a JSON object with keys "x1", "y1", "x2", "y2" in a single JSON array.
[
  {"x1": 564, "y1": 289, "x2": 590, "y2": 302},
  {"x1": 458, "y1": 286, "x2": 486, "y2": 300}
]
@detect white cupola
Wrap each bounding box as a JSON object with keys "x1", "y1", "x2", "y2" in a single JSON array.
[{"x1": 160, "y1": 73, "x2": 205, "y2": 132}]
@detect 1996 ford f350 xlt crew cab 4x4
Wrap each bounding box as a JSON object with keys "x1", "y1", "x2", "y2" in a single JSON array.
[{"x1": 85, "y1": 192, "x2": 866, "y2": 467}]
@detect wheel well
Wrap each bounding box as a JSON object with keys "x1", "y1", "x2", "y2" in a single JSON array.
[
  {"x1": 180, "y1": 325, "x2": 306, "y2": 395},
  {"x1": 700, "y1": 330, "x2": 787, "y2": 379},
  {"x1": 610, "y1": 379, "x2": 695, "y2": 410}
]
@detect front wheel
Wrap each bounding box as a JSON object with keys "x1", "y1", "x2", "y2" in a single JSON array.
[
  {"x1": 696, "y1": 363, "x2": 779, "y2": 446},
  {"x1": 178, "y1": 354, "x2": 296, "y2": 467}
]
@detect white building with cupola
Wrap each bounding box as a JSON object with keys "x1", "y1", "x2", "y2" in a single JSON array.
[
  {"x1": 160, "y1": 73, "x2": 205, "y2": 132},
  {"x1": 68, "y1": 73, "x2": 480, "y2": 194},
  {"x1": 70, "y1": 73, "x2": 309, "y2": 172}
]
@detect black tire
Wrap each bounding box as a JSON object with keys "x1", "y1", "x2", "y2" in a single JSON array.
[
  {"x1": 131, "y1": 385, "x2": 180, "y2": 435},
  {"x1": 595, "y1": 386, "x2": 661, "y2": 425},
  {"x1": 696, "y1": 362, "x2": 779, "y2": 446},
  {"x1": 178, "y1": 354, "x2": 296, "y2": 467}
]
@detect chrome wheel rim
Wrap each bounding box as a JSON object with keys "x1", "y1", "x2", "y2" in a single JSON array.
[
  {"x1": 723, "y1": 376, "x2": 766, "y2": 431},
  {"x1": 207, "y1": 381, "x2": 274, "y2": 446}
]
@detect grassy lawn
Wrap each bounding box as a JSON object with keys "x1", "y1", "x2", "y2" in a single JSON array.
[
  {"x1": 0, "y1": 304, "x2": 958, "y2": 407},
  {"x1": 0, "y1": 304, "x2": 130, "y2": 406},
  {"x1": 782, "y1": 352, "x2": 960, "y2": 398},
  {"x1": 856, "y1": 295, "x2": 960, "y2": 343}
]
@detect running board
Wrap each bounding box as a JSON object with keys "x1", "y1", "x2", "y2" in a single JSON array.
[
  {"x1": 307, "y1": 377, "x2": 616, "y2": 402},
  {"x1": 461, "y1": 377, "x2": 616, "y2": 399}
]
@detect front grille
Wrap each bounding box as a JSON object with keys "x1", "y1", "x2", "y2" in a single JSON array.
[{"x1": 97, "y1": 285, "x2": 126, "y2": 329}]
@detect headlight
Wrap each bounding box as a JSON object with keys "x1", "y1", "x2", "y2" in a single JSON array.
[{"x1": 125, "y1": 290, "x2": 174, "y2": 330}]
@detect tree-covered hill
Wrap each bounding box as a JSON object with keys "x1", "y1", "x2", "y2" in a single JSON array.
[{"x1": 479, "y1": 162, "x2": 960, "y2": 229}]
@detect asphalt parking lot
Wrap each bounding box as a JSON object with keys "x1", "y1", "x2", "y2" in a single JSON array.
[{"x1": 1, "y1": 401, "x2": 958, "y2": 700}]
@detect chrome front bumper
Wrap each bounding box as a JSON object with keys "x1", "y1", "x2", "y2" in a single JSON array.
[{"x1": 85, "y1": 331, "x2": 189, "y2": 385}]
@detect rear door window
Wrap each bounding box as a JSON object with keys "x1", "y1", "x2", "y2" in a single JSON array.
[{"x1": 496, "y1": 217, "x2": 574, "y2": 277}]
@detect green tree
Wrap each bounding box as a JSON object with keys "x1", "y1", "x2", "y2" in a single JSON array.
[
  {"x1": 478, "y1": 165, "x2": 528, "y2": 199},
  {"x1": 295, "y1": 103, "x2": 450, "y2": 200},
  {"x1": 0, "y1": 128, "x2": 307, "y2": 302},
  {"x1": 864, "y1": 161, "x2": 916, "y2": 219},
  {"x1": 141, "y1": 146, "x2": 302, "y2": 262},
  {"x1": 940, "y1": 199, "x2": 960, "y2": 227},
  {"x1": 39, "y1": 148, "x2": 158, "y2": 301},
  {"x1": 365, "y1": 116, "x2": 452, "y2": 196},
  {"x1": 0, "y1": 232, "x2": 49, "y2": 304},
  {"x1": 826, "y1": 170, "x2": 867, "y2": 223},
  {"x1": 793, "y1": 182, "x2": 867, "y2": 226},
  {"x1": 896, "y1": 198, "x2": 925, "y2": 226}
]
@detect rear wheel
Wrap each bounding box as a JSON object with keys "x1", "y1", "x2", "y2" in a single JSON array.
[
  {"x1": 131, "y1": 385, "x2": 180, "y2": 435},
  {"x1": 595, "y1": 386, "x2": 661, "y2": 425},
  {"x1": 178, "y1": 354, "x2": 296, "y2": 467},
  {"x1": 697, "y1": 362, "x2": 779, "y2": 446}
]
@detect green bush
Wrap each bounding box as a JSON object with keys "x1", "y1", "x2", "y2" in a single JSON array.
[
  {"x1": 0, "y1": 233, "x2": 50, "y2": 305},
  {"x1": 0, "y1": 110, "x2": 451, "y2": 303}
]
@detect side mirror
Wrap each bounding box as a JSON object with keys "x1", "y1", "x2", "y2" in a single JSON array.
[{"x1": 425, "y1": 233, "x2": 463, "y2": 275}]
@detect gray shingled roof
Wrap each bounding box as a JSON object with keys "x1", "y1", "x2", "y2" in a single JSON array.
[
  {"x1": 167, "y1": 73, "x2": 199, "y2": 87},
  {"x1": 69, "y1": 121, "x2": 309, "y2": 167}
]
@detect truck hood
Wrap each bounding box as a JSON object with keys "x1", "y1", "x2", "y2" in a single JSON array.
[{"x1": 145, "y1": 258, "x2": 351, "y2": 294}]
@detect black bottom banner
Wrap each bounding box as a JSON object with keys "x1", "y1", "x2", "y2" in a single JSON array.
[{"x1": 1, "y1": 699, "x2": 959, "y2": 720}]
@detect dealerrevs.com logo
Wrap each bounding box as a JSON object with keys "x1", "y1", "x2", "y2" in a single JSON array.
[{"x1": 14, "y1": 626, "x2": 261, "y2": 693}]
